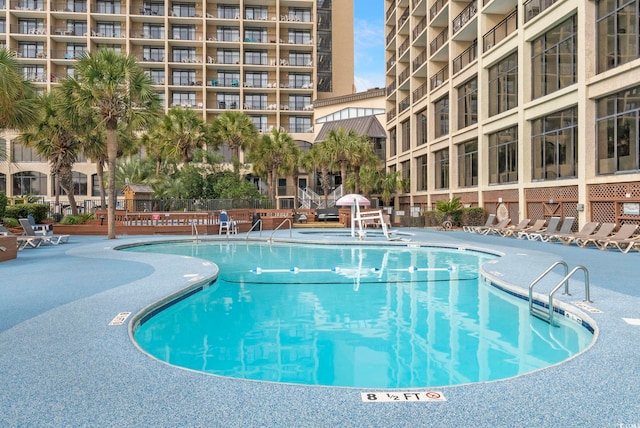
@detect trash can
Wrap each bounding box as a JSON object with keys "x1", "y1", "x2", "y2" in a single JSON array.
[{"x1": 251, "y1": 213, "x2": 261, "y2": 230}]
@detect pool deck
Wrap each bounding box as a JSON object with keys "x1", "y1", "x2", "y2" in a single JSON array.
[{"x1": 1, "y1": 228, "x2": 639, "y2": 427}]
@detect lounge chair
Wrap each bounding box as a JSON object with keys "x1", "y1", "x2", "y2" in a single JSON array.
[
  {"x1": 218, "y1": 211, "x2": 237, "y2": 235},
  {"x1": 551, "y1": 222, "x2": 600, "y2": 245},
  {"x1": 479, "y1": 218, "x2": 511, "y2": 235},
  {"x1": 521, "y1": 217, "x2": 561, "y2": 241},
  {"x1": 1, "y1": 225, "x2": 44, "y2": 250},
  {"x1": 463, "y1": 214, "x2": 496, "y2": 233},
  {"x1": 573, "y1": 222, "x2": 616, "y2": 248},
  {"x1": 594, "y1": 224, "x2": 639, "y2": 252},
  {"x1": 535, "y1": 217, "x2": 575, "y2": 242},
  {"x1": 498, "y1": 218, "x2": 531, "y2": 237},
  {"x1": 18, "y1": 218, "x2": 70, "y2": 245},
  {"x1": 27, "y1": 214, "x2": 50, "y2": 235}
]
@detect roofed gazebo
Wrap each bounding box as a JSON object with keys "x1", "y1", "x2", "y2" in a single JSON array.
[{"x1": 123, "y1": 184, "x2": 154, "y2": 212}]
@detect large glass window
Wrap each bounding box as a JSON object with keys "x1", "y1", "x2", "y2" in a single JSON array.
[
  {"x1": 289, "y1": 52, "x2": 312, "y2": 67},
  {"x1": 65, "y1": 43, "x2": 87, "y2": 59},
  {"x1": 217, "y1": 4, "x2": 239, "y2": 19},
  {"x1": 457, "y1": 77, "x2": 477, "y2": 129},
  {"x1": 250, "y1": 115, "x2": 268, "y2": 132},
  {"x1": 12, "y1": 141, "x2": 44, "y2": 162},
  {"x1": 434, "y1": 96, "x2": 449, "y2": 138},
  {"x1": 171, "y1": 91, "x2": 196, "y2": 107},
  {"x1": 416, "y1": 109, "x2": 428, "y2": 146},
  {"x1": 217, "y1": 49, "x2": 240, "y2": 64},
  {"x1": 289, "y1": 116, "x2": 312, "y2": 133},
  {"x1": 597, "y1": 0, "x2": 639, "y2": 73},
  {"x1": 18, "y1": 42, "x2": 45, "y2": 58},
  {"x1": 0, "y1": 173, "x2": 6, "y2": 194},
  {"x1": 596, "y1": 85, "x2": 640, "y2": 174},
  {"x1": 488, "y1": 126, "x2": 518, "y2": 184},
  {"x1": 172, "y1": 70, "x2": 196, "y2": 85},
  {"x1": 401, "y1": 160, "x2": 411, "y2": 192},
  {"x1": 244, "y1": 50, "x2": 267, "y2": 65},
  {"x1": 288, "y1": 30, "x2": 312, "y2": 44},
  {"x1": 531, "y1": 107, "x2": 578, "y2": 180},
  {"x1": 458, "y1": 139, "x2": 478, "y2": 187},
  {"x1": 143, "y1": 23, "x2": 164, "y2": 39},
  {"x1": 172, "y1": 47, "x2": 196, "y2": 62},
  {"x1": 244, "y1": 28, "x2": 266, "y2": 43},
  {"x1": 172, "y1": 25, "x2": 196, "y2": 41},
  {"x1": 488, "y1": 52, "x2": 518, "y2": 116},
  {"x1": 434, "y1": 149, "x2": 449, "y2": 189},
  {"x1": 95, "y1": 0, "x2": 121, "y2": 14},
  {"x1": 216, "y1": 93, "x2": 240, "y2": 109},
  {"x1": 67, "y1": 20, "x2": 87, "y2": 36},
  {"x1": 58, "y1": 172, "x2": 87, "y2": 196},
  {"x1": 416, "y1": 155, "x2": 427, "y2": 191},
  {"x1": 12, "y1": 171, "x2": 47, "y2": 195},
  {"x1": 401, "y1": 120, "x2": 411, "y2": 152},
  {"x1": 143, "y1": 46, "x2": 164, "y2": 62},
  {"x1": 172, "y1": 3, "x2": 196, "y2": 17},
  {"x1": 95, "y1": 21, "x2": 122, "y2": 38},
  {"x1": 217, "y1": 71, "x2": 239, "y2": 87},
  {"x1": 289, "y1": 95, "x2": 311, "y2": 111},
  {"x1": 145, "y1": 69, "x2": 165, "y2": 85},
  {"x1": 389, "y1": 127, "x2": 397, "y2": 157},
  {"x1": 532, "y1": 15, "x2": 577, "y2": 99},
  {"x1": 245, "y1": 71, "x2": 267, "y2": 88},
  {"x1": 217, "y1": 27, "x2": 240, "y2": 42},
  {"x1": 288, "y1": 73, "x2": 312, "y2": 89},
  {"x1": 245, "y1": 94, "x2": 267, "y2": 110},
  {"x1": 245, "y1": 6, "x2": 268, "y2": 20}
]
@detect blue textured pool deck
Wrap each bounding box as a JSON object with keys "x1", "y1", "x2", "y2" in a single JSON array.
[{"x1": 1, "y1": 228, "x2": 639, "y2": 427}]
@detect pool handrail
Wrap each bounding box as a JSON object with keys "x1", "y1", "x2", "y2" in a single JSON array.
[
  {"x1": 246, "y1": 219, "x2": 263, "y2": 240},
  {"x1": 269, "y1": 218, "x2": 292, "y2": 241}
]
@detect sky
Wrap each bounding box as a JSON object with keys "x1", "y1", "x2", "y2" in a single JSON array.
[{"x1": 353, "y1": 0, "x2": 385, "y2": 92}]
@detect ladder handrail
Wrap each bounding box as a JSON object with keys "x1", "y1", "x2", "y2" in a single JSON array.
[
  {"x1": 245, "y1": 219, "x2": 263, "y2": 240},
  {"x1": 528, "y1": 261, "x2": 568, "y2": 313},
  {"x1": 269, "y1": 218, "x2": 292, "y2": 242},
  {"x1": 547, "y1": 265, "x2": 591, "y2": 326},
  {"x1": 191, "y1": 223, "x2": 199, "y2": 241}
]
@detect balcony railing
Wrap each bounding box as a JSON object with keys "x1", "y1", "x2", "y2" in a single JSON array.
[
  {"x1": 398, "y1": 8, "x2": 409, "y2": 27},
  {"x1": 398, "y1": 66, "x2": 410, "y2": 84},
  {"x1": 386, "y1": 80, "x2": 396, "y2": 96},
  {"x1": 429, "y1": 0, "x2": 447, "y2": 22},
  {"x1": 429, "y1": 27, "x2": 448, "y2": 56},
  {"x1": 430, "y1": 65, "x2": 448, "y2": 90},
  {"x1": 385, "y1": 0, "x2": 396, "y2": 21},
  {"x1": 387, "y1": 54, "x2": 396, "y2": 70},
  {"x1": 524, "y1": 0, "x2": 558, "y2": 23},
  {"x1": 412, "y1": 48, "x2": 427, "y2": 72},
  {"x1": 412, "y1": 81, "x2": 427, "y2": 103},
  {"x1": 412, "y1": 15, "x2": 427, "y2": 39},
  {"x1": 398, "y1": 37, "x2": 410, "y2": 58},
  {"x1": 483, "y1": 8, "x2": 517, "y2": 52},
  {"x1": 452, "y1": 1, "x2": 477, "y2": 34},
  {"x1": 387, "y1": 107, "x2": 396, "y2": 121},
  {"x1": 386, "y1": 25, "x2": 396, "y2": 46},
  {"x1": 399, "y1": 94, "x2": 410, "y2": 113},
  {"x1": 452, "y1": 40, "x2": 477, "y2": 74}
]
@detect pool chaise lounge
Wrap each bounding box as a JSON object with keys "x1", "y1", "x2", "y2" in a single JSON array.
[
  {"x1": 594, "y1": 224, "x2": 640, "y2": 252},
  {"x1": 549, "y1": 221, "x2": 600, "y2": 245},
  {"x1": 498, "y1": 218, "x2": 531, "y2": 237},
  {"x1": 573, "y1": 222, "x2": 617, "y2": 247},
  {"x1": 18, "y1": 218, "x2": 70, "y2": 245}
]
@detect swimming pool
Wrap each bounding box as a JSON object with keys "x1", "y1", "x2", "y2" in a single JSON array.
[{"x1": 128, "y1": 241, "x2": 594, "y2": 388}]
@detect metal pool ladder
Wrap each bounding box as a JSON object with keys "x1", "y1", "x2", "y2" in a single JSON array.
[{"x1": 528, "y1": 261, "x2": 591, "y2": 326}]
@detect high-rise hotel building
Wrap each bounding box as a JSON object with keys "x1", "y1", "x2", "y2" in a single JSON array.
[
  {"x1": 385, "y1": 0, "x2": 640, "y2": 227},
  {"x1": 0, "y1": 0, "x2": 354, "y2": 204}
]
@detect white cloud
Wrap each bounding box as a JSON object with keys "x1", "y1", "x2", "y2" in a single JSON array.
[{"x1": 353, "y1": 18, "x2": 385, "y2": 92}]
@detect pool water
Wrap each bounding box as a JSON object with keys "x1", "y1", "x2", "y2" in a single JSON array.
[{"x1": 129, "y1": 242, "x2": 594, "y2": 388}]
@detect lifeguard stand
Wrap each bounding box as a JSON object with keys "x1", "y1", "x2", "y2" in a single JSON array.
[{"x1": 123, "y1": 184, "x2": 154, "y2": 212}]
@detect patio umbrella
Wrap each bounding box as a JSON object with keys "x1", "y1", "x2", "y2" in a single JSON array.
[{"x1": 336, "y1": 193, "x2": 371, "y2": 206}]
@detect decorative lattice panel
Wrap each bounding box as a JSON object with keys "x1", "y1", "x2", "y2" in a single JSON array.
[
  {"x1": 590, "y1": 182, "x2": 640, "y2": 200},
  {"x1": 527, "y1": 203, "x2": 544, "y2": 220},
  {"x1": 482, "y1": 189, "x2": 519, "y2": 202},
  {"x1": 591, "y1": 201, "x2": 617, "y2": 224},
  {"x1": 454, "y1": 191, "x2": 478, "y2": 206},
  {"x1": 524, "y1": 185, "x2": 579, "y2": 201}
]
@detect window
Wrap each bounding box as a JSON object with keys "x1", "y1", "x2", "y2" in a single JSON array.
[
  {"x1": 245, "y1": 71, "x2": 268, "y2": 87},
  {"x1": 457, "y1": 139, "x2": 478, "y2": 187},
  {"x1": 488, "y1": 52, "x2": 518, "y2": 116},
  {"x1": 1, "y1": 19, "x2": 6, "y2": 34},
  {"x1": 217, "y1": 27, "x2": 240, "y2": 42},
  {"x1": 172, "y1": 47, "x2": 196, "y2": 62},
  {"x1": 531, "y1": 16, "x2": 577, "y2": 99},
  {"x1": 244, "y1": 50, "x2": 267, "y2": 65},
  {"x1": 531, "y1": 107, "x2": 578, "y2": 180},
  {"x1": 96, "y1": 44, "x2": 122, "y2": 53},
  {"x1": 145, "y1": 69, "x2": 164, "y2": 85},
  {"x1": 488, "y1": 126, "x2": 518, "y2": 184},
  {"x1": 12, "y1": 171, "x2": 47, "y2": 195},
  {"x1": 597, "y1": 0, "x2": 639, "y2": 73},
  {"x1": 21, "y1": 65, "x2": 45, "y2": 82},
  {"x1": 416, "y1": 109, "x2": 428, "y2": 146},
  {"x1": 172, "y1": 70, "x2": 196, "y2": 85},
  {"x1": 58, "y1": 172, "x2": 87, "y2": 196},
  {"x1": 289, "y1": 95, "x2": 311, "y2": 111},
  {"x1": 434, "y1": 95, "x2": 449, "y2": 138},
  {"x1": 143, "y1": 46, "x2": 164, "y2": 62},
  {"x1": 401, "y1": 120, "x2": 411, "y2": 152},
  {"x1": 91, "y1": 174, "x2": 101, "y2": 197},
  {"x1": 434, "y1": 149, "x2": 449, "y2": 189},
  {"x1": 289, "y1": 117, "x2": 311, "y2": 133},
  {"x1": 389, "y1": 127, "x2": 397, "y2": 157},
  {"x1": 143, "y1": 23, "x2": 164, "y2": 39},
  {"x1": 216, "y1": 93, "x2": 240, "y2": 109},
  {"x1": 218, "y1": 49, "x2": 240, "y2": 64},
  {"x1": 67, "y1": 20, "x2": 87, "y2": 36},
  {"x1": 0, "y1": 173, "x2": 6, "y2": 194},
  {"x1": 288, "y1": 73, "x2": 312, "y2": 89},
  {"x1": 596, "y1": 85, "x2": 640, "y2": 174},
  {"x1": 245, "y1": 94, "x2": 267, "y2": 110},
  {"x1": 18, "y1": 19, "x2": 44, "y2": 34},
  {"x1": 289, "y1": 8, "x2": 312, "y2": 22},
  {"x1": 244, "y1": 28, "x2": 266, "y2": 43},
  {"x1": 288, "y1": 30, "x2": 312, "y2": 44},
  {"x1": 95, "y1": 0, "x2": 120, "y2": 14},
  {"x1": 316, "y1": 108, "x2": 385, "y2": 123},
  {"x1": 217, "y1": 4, "x2": 239, "y2": 19},
  {"x1": 95, "y1": 21, "x2": 122, "y2": 37},
  {"x1": 457, "y1": 77, "x2": 478, "y2": 129},
  {"x1": 67, "y1": 0, "x2": 87, "y2": 13},
  {"x1": 66, "y1": 43, "x2": 87, "y2": 59},
  {"x1": 171, "y1": 91, "x2": 196, "y2": 107},
  {"x1": 416, "y1": 155, "x2": 427, "y2": 191},
  {"x1": 289, "y1": 52, "x2": 312, "y2": 67},
  {"x1": 217, "y1": 71, "x2": 239, "y2": 87},
  {"x1": 18, "y1": 42, "x2": 45, "y2": 58},
  {"x1": 401, "y1": 160, "x2": 411, "y2": 192},
  {"x1": 172, "y1": 25, "x2": 196, "y2": 41},
  {"x1": 245, "y1": 6, "x2": 268, "y2": 20},
  {"x1": 250, "y1": 115, "x2": 268, "y2": 132},
  {"x1": 172, "y1": 3, "x2": 196, "y2": 17}
]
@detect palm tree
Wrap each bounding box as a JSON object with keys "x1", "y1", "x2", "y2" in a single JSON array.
[
  {"x1": 19, "y1": 91, "x2": 82, "y2": 215},
  {"x1": 380, "y1": 170, "x2": 402, "y2": 207},
  {"x1": 248, "y1": 128, "x2": 300, "y2": 206},
  {"x1": 303, "y1": 142, "x2": 333, "y2": 207},
  {"x1": 59, "y1": 49, "x2": 160, "y2": 239},
  {"x1": 153, "y1": 107, "x2": 209, "y2": 164},
  {"x1": 347, "y1": 135, "x2": 380, "y2": 194},
  {"x1": 323, "y1": 127, "x2": 359, "y2": 190},
  {"x1": 0, "y1": 47, "x2": 37, "y2": 131},
  {"x1": 209, "y1": 111, "x2": 258, "y2": 175}
]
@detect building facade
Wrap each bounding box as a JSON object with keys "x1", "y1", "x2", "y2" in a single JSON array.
[
  {"x1": 385, "y1": 0, "x2": 640, "y2": 228},
  {"x1": 0, "y1": 0, "x2": 354, "y2": 207}
]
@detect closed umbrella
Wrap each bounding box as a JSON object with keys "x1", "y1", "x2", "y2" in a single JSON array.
[{"x1": 335, "y1": 193, "x2": 371, "y2": 206}]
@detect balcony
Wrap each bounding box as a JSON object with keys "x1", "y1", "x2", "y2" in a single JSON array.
[
  {"x1": 412, "y1": 15, "x2": 427, "y2": 40},
  {"x1": 412, "y1": 49, "x2": 427, "y2": 73},
  {"x1": 429, "y1": 0, "x2": 447, "y2": 22},
  {"x1": 429, "y1": 27, "x2": 448, "y2": 56},
  {"x1": 452, "y1": 1, "x2": 477, "y2": 35},
  {"x1": 483, "y1": 8, "x2": 517, "y2": 52},
  {"x1": 524, "y1": 0, "x2": 558, "y2": 23},
  {"x1": 430, "y1": 65, "x2": 448, "y2": 91},
  {"x1": 398, "y1": 94, "x2": 410, "y2": 113},
  {"x1": 412, "y1": 81, "x2": 427, "y2": 103},
  {"x1": 452, "y1": 40, "x2": 477, "y2": 74}
]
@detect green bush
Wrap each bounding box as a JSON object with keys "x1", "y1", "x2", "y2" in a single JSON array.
[
  {"x1": 60, "y1": 215, "x2": 84, "y2": 225},
  {"x1": 0, "y1": 192, "x2": 7, "y2": 219},
  {"x1": 462, "y1": 207, "x2": 486, "y2": 227},
  {"x1": 4, "y1": 203, "x2": 50, "y2": 223},
  {"x1": 1, "y1": 217, "x2": 19, "y2": 228}
]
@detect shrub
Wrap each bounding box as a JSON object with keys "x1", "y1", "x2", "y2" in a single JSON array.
[
  {"x1": 60, "y1": 215, "x2": 84, "y2": 225},
  {"x1": 1, "y1": 217, "x2": 19, "y2": 228},
  {"x1": 4, "y1": 203, "x2": 50, "y2": 223},
  {"x1": 0, "y1": 192, "x2": 7, "y2": 219},
  {"x1": 462, "y1": 207, "x2": 486, "y2": 227}
]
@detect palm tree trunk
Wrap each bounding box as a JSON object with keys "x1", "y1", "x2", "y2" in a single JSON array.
[
  {"x1": 59, "y1": 166, "x2": 79, "y2": 216},
  {"x1": 340, "y1": 161, "x2": 347, "y2": 193},
  {"x1": 96, "y1": 160, "x2": 106, "y2": 209},
  {"x1": 106, "y1": 122, "x2": 118, "y2": 239}
]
